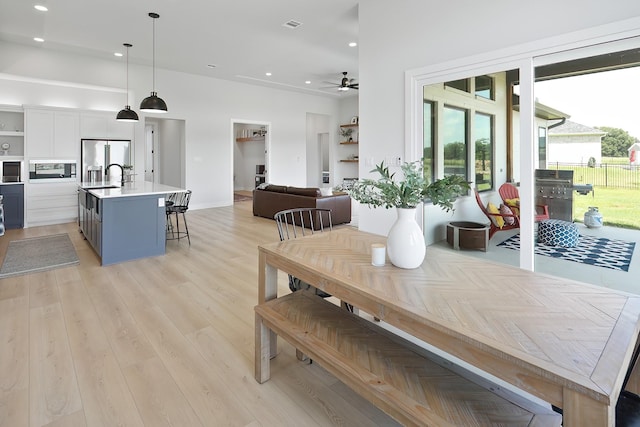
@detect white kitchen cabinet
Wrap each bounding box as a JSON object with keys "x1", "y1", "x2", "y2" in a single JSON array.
[
  {"x1": 25, "y1": 181, "x2": 78, "y2": 227},
  {"x1": 25, "y1": 109, "x2": 54, "y2": 157},
  {"x1": 54, "y1": 111, "x2": 80, "y2": 158},
  {"x1": 80, "y1": 114, "x2": 108, "y2": 139},
  {"x1": 80, "y1": 113, "x2": 134, "y2": 140},
  {"x1": 108, "y1": 119, "x2": 134, "y2": 140},
  {"x1": 25, "y1": 108, "x2": 79, "y2": 159}
]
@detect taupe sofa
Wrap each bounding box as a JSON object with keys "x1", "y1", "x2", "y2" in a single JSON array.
[{"x1": 252, "y1": 185, "x2": 351, "y2": 226}]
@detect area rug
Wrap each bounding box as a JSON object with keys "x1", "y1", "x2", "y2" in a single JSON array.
[
  {"x1": 0, "y1": 233, "x2": 79, "y2": 279},
  {"x1": 234, "y1": 192, "x2": 252, "y2": 202},
  {"x1": 497, "y1": 233, "x2": 635, "y2": 272}
]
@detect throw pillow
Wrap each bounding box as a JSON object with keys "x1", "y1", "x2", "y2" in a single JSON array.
[
  {"x1": 319, "y1": 187, "x2": 333, "y2": 196},
  {"x1": 500, "y1": 204, "x2": 515, "y2": 225},
  {"x1": 487, "y1": 202, "x2": 505, "y2": 228},
  {"x1": 505, "y1": 198, "x2": 520, "y2": 216}
]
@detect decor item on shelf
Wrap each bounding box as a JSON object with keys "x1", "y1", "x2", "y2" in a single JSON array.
[
  {"x1": 349, "y1": 160, "x2": 470, "y2": 268},
  {"x1": 339, "y1": 127, "x2": 353, "y2": 140},
  {"x1": 584, "y1": 206, "x2": 603, "y2": 228},
  {"x1": 351, "y1": 116, "x2": 359, "y2": 124},
  {"x1": 140, "y1": 12, "x2": 168, "y2": 113},
  {"x1": 116, "y1": 43, "x2": 139, "y2": 122}
]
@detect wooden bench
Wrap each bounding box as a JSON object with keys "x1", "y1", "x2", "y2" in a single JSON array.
[{"x1": 255, "y1": 291, "x2": 562, "y2": 427}]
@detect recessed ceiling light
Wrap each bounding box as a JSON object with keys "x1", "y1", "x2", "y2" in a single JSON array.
[
  {"x1": 114, "y1": 52, "x2": 123, "y2": 57},
  {"x1": 33, "y1": 37, "x2": 45, "y2": 42},
  {"x1": 206, "y1": 64, "x2": 217, "y2": 68},
  {"x1": 349, "y1": 42, "x2": 358, "y2": 47},
  {"x1": 265, "y1": 72, "x2": 272, "y2": 76},
  {"x1": 34, "y1": 4, "x2": 48, "y2": 11},
  {"x1": 305, "y1": 81, "x2": 311, "y2": 85}
]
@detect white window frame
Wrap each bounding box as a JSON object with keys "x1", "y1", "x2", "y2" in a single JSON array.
[{"x1": 406, "y1": 21, "x2": 640, "y2": 272}]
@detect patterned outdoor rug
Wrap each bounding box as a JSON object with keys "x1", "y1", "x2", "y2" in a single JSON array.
[
  {"x1": 497, "y1": 233, "x2": 636, "y2": 272},
  {"x1": 0, "y1": 233, "x2": 79, "y2": 279}
]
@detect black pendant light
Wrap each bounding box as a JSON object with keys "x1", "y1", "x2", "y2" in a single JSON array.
[
  {"x1": 116, "y1": 43, "x2": 139, "y2": 122},
  {"x1": 140, "y1": 12, "x2": 168, "y2": 113}
]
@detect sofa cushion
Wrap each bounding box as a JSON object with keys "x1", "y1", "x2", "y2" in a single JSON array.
[
  {"x1": 264, "y1": 184, "x2": 287, "y2": 193},
  {"x1": 287, "y1": 187, "x2": 321, "y2": 197}
]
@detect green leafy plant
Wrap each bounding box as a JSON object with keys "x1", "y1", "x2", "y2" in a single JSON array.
[
  {"x1": 339, "y1": 127, "x2": 353, "y2": 139},
  {"x1": 348, "y1": 160, "x2": 470, "y2": 212}
]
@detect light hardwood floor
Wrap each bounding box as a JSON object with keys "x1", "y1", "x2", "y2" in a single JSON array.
[{"x1": 0, "y1": 201, "x2": 398, "y2": 427}]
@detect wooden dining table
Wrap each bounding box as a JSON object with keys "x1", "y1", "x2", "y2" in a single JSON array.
[{"x1": 256, "y1": 227, "x2": 640, "y2": 426}]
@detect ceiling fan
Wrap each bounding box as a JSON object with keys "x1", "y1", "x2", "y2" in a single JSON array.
[{"x1": 323, "y1": 71, "x2": 359, "y2": 91}]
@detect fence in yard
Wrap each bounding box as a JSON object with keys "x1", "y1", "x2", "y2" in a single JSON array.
[{"x1": 547, "y1": 162, "x2": 640, "y2": 189}]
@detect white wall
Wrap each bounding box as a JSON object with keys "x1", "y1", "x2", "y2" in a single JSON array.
[
  {"x1": 358, "y1": 0, "x2": 640, "y2": 242},
  {"x1": 548, "y1": 137, "x2": 602, "y2": 164},
  {"x1": 0, "y1": 40, "x2": 340, "y2": 210},
  {"x1": 157, "y1": 118, "x2": 185, "y2": 188}
]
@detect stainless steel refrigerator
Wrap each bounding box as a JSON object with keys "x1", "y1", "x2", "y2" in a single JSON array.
[{"x1": 81, "y1": 139, "x2": 131, "y2": 184}]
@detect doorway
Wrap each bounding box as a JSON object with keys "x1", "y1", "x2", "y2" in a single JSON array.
[
  {"x1": 232, "y1": 120, "x2": 269, "y2": 202},
  {"x1": 305, "y1": 113, "x2": 331, "y2": 187},
  {"x1": 319, "y1": 132, "x2": 330, "y2": 186},
  {"x1": 145, "y1": 117, "x2": 186, "y2": 188}
]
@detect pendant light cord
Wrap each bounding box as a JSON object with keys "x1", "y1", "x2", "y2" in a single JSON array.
[
  {"x1": 152, "y1": 15, "x2": 156, "y2": 92},
  {"x1": 126, "y1": 44, "x2": 130, "y2": 105}
]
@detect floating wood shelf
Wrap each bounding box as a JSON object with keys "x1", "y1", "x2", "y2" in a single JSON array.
[
  {"x1": 236, "y1": 136, "x2": 264, "y2": 143},
  {"x1": 340, "y1": 141, "x2": 358, "y2": 145},
  {"x1": 340, "y1": 124, "x2": 358, "y2": 128},
  {"x1": 0, "y1": 131, "x2": 24, "y2": 136},
  {"x1": 340, "y1": 159, "x2": 359, "y2": 163}
]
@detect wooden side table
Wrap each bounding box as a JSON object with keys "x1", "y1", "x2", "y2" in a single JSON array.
[{"x1": 446, "y1": 221, "x2": 489, "y2": 252}]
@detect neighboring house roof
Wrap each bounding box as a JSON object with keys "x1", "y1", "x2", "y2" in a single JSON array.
[
  {"x1": 548, "y1": 120, "x2": 607, "y2": 136},
  {"x1": 511, "y1": 95, "x2": 571, "y2": 120},
  {"x1": 629, "y1": 142, "x2": 640, "y2": 152}
]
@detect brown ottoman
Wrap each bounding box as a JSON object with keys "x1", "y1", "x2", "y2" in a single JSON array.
[{"x1": 446, "y1": 221, "x2": 489, "y2": 252}]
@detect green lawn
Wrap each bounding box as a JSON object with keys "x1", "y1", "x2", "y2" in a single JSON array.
[{"x1": 573, "y1": 187, "x2": 640, "y2": 229}]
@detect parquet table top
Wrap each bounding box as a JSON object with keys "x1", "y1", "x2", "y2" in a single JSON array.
[{"x1": 258, "y1": 228, "x2": 640, "y2": 426}]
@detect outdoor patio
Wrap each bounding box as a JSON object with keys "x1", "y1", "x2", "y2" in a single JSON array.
[{"x1": 431, "y1": 222, "x2": 640, "y2": 295}]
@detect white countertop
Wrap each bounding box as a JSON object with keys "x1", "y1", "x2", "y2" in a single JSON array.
[{"x1": 78, "y1": 181, "x2": 186, "y2": 199}]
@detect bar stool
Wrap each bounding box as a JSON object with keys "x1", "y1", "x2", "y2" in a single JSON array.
[{"x1": 166, "y1": 190, "x2": 191, "y2": 244}]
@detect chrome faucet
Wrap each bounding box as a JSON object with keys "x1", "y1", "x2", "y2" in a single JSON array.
[{"x1": 105, "y1": 163, "x2": 125, "y2": 187}]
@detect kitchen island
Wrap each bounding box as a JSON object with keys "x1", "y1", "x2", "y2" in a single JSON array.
[{"x1": 78, "y1": 181, "x2": 186, "y2": 265}]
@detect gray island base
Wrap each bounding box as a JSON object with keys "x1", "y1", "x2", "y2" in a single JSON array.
[{"x1": 78, "y1": 181, "x2": 187, "y2": 265}]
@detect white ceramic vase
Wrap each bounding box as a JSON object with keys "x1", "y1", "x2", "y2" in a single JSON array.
[{"x1": 386, "y1": 207, "x2": 426, "y2": 269}]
